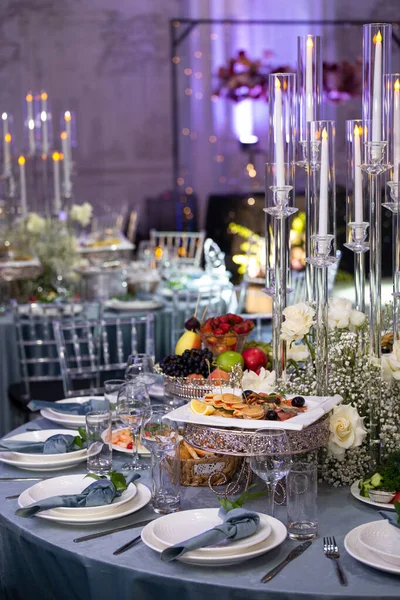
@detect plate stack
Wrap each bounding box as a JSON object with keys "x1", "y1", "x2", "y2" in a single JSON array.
[{"x1": 345, "y1": 520, "x2": 400, "y2": 575}]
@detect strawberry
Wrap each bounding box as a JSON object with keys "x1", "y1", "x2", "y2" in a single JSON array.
[
  {"x1": 219, "y1": 323, "x2": 230, "y2": 332},
  {"x1": 214, "y1": 328, "x2": 224, "y2": 335},
  {"x1": 220, "y1": 315, "x2": 230, "y2": 324}
]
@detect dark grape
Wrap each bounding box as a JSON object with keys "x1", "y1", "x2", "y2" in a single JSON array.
[
  {"x1": 291, "y1": 396, "x2": 305, "y2": 407},
  {"x1": 266, "y1": 410, "x2": 278, "y2": 420}
]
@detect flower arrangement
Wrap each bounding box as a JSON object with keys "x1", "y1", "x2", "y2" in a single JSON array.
[{"x1": 214, "y1": 50, "x2": 362, "y2": 104}]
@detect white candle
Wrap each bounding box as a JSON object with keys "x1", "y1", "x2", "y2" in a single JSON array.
[
  {"x1": 61, "y1": 131, "x2": 71, "y2": 196},
  {"x1": 64, "y1": 111, "x2": 73, "y2": 165},
  {"x1": 354, "y1": 125, "x2": 363, "y2": 223},
  {"x1": 274, "y1": 78, "x2": 285, "y2": 188},
  {"x1": 52, "y1": 151, "x2": 61, "y2": 214},
  {"x1": 2, "y1": 113, "x2": 11, "y2": 175},
  {"x1": 18, "y1": 155, "x2": 27, "y2": 217},
  {"x1": 26, "y1": 93, "x2": 36, "y2": 155},
  {"x1": 319, "y1": 128, "x2": 329, "y2": 236},
  {"x1": 372, "y1": 30, "x2": 382, "y2": 144},
  {"x1": 394, "y1": 79, "x2": 400, "y2": 183},
  {"x1": 306, "y1": 36, "x2": 314, "y2": 122},
  {"x1": 40, "y1": 92, "x2": 49, "y2": 155}
]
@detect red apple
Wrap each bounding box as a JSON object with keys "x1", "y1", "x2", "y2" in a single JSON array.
[
  {"x1": 242, "y1": 347, "x2": 267, "y2": 372},
  {"x1": 391, "y1": 491, "x2": 400, "y2": 504}
]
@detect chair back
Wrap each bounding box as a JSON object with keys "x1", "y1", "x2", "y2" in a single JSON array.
[
  {"x1": 150, "y1": 230, "x2": 205, "y2": 266},
  {"x1": 53, "y1": 313, "x2": 155, "y2": 397}
]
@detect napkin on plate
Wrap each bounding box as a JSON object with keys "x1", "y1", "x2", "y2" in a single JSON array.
[
  {"x1": 379, "y1": 510, "x2": 400, "y2": 530},
  {"x1": 0, "y1": 434, "x2": 83, "y2": 455},
  {"x1": 15, "y1": 473, "x2": 140, "y2": 518},
  {"x1": 28, "y1": 398, "x2": 108, "y2": 415},
  {"x1": 160, "y1": 508, "x2": 260, "y2": 562}
]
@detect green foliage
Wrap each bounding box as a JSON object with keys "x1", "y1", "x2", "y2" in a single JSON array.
[
  {"x1": 84, "y1": 470, "x2": 129, "y2": 492},
  {"x1": 395, "y1": 500, "x2": 400, "y2": 524},
  {"x1": 218, "y1": 484, "x2": 266, "y2": 512},
  {"x1": 73, "y1": 427, "x2": 87, "y2": 448}
]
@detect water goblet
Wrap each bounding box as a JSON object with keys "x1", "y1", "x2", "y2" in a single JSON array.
[
  {"x1": 125, "y1": 353, "x2": 157, "y2": 386},
  {"x1": 116, "y1": 381, "x2": 151, "y2": 471},
  {"x1": 249, "y1": 428, "x2": 291, "y2": 517}
]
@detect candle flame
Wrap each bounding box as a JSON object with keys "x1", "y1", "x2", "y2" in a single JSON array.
[
  {"x1": 374, "y1": 30, "x2": 382, "y2": 44},
  {"x1": 395, "y1": 79, "x2": 400, "y2": 91},
  {"x1": 59, "y1": 152, "x2": 64, "y2": 159},
  {"x1": 4, "y1": 133, "x2": 11, "y2": 143},
  {"x1": 354, "y1": 124, "x2": 361, "y2": 136},
  {"x1": 306, "y1": 36, "x2": 314, "y2": 48},
  {"x1": 60, "y1": 131, "x2": 67, "y2": 140},
  {"x1": 275, "y1": 78, "x2": 281, "y2": 89},
  {"x1": 26, "y1": 93, "x2": 33, "y2": 102},
  {"x1": 40, "y1": 92, "x2": 48, "y2": 101},
  {"x1": 64, "y1": 111, "x2": 72, "y2": 121},
  {"x1": 52, "y1": 151, "x2": 60, "y2": 161},
  {"x1": 322, "y1": 128, "x2": 328, "y2": 140},
  {"x1": 18, "y1": 156, "x2": 25, "y2": 166}
]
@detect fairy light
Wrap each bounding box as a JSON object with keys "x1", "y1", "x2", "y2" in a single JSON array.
[
  {"x1": 195, "y1": 92, "x2": 203, "y2": 100},
  {"x1": 184, "y1": 68, "x2": 192, "y2": 76},
  {"x1": 182, "y1": 128, "x2": 190, "y2": 135},
  {"x1": 190, "y1": 132, "x2": 198, "y2": 140},
  {"x1": 218, "y1": 176, "x2": 227, "y2": 184},
  {"x1": 210, "y1": 33, "x2": 218, "y2": 40},
  {"x1": 194, "y1": 72, "x2": 203, "y2": 79},
  {"x1": 249, "y1": 168, "x2": 257, "y2": 178},
  {"x1": 172, "y1": 56, "x2": 180, "y2": 64},
  {"x1": 194, "y1": 51, "x2": 202, "y2": 58},
  {"x1": 172, "y1": 21, "x2": 180, "y2": 28},
  {"x1": 209, "y1": 135, "x2": 217, "y2": 143},
  {"x1": 215, "y1": 155, "x2": 224, "y2": 163},
  {"x1": 177, "y1": 177, "x2": 185, "y2": 186},
  {"x1": 185, "y1": 186, "x2": 193, "y2": 195},
  {"x1": 185, "y1": 88, "x2": 193, "y2": 96},
  {"x1": 247, "y1": 197, "x2": 255, "y2": 205}
]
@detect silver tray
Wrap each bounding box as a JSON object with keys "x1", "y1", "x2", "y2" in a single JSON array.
[{"x1": 163, "y1": 374, "x2": 214, "y2": 400}]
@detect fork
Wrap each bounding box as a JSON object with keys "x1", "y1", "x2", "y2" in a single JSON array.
[{"x1": 323, "y1": 536, "x2": 347, "y2": 586}]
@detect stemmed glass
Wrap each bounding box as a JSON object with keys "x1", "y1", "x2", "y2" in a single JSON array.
[
  {"x1": 249, "y1": 428, "x2": 292, "y2": 517},
  {"x1": 116, "y1": 381, "x2": 151, "y2": 471},
  {"x1": 125, "y1": 353, "x2": 157, "y2": 386},
  {"x1": 140, "y1": 406, "x2": 181, "y2": 513}
]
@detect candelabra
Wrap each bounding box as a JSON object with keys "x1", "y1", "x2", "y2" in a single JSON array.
[
  {"x1": 305, "y1": 121, "x2": 337, "y2": 395},
  {"x1": 265, "y1": 73, "x2": 297, "y2": 380}
]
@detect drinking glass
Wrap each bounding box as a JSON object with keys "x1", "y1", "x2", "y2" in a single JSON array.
[
  {"x1": 249, "y1": 428, "x2": 291, "y2": 516},
  {"x1": 125, "y1": 353, "x2": 157, "y2": 385},
  {"x1": 287, "y1": 462, "x2": 318, "y2": 540},
  {"x1": 116, "y1": 381, "x2": 151, "y2": 471},
  {"x1": 85, "y1": 411, "x2": 112, "y2": 475},
  {"x1": 104, "y1": 379, "x2": 125, "y2": 410},
  {"x1": 140, "y1": 406, "x2": 181, "y2": 514}
]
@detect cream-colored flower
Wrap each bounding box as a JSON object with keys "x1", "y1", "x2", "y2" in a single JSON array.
[
  {"x1": 381, "y1": 341, "x2": 400, "y2": 382},
  {"x1": 328, "y1": 404, "x2": 367, "y2": 460},
  {"x1": 328, "y1": 297, "x2": 366, "y2": 330},
  {"x1": 70, "y1": 202, "x2": 93, "y2": 227},
  {"x1": 287, "y1": 343, "x2": 309, "y2": 362},
  {"x1": 281, "y1": 302, "x2": 315, "y2": 343},
  {"x1": 242, "y1": 367, "x2": 276, "y2": 393},
  {"x1": 349, "y1": 309, "x2": 366, "y2": 327},
  {"x1": 26, "y1": 213, "x2": 46, "y2": 234}
]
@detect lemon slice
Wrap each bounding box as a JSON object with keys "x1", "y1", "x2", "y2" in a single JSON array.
[{"x1": 190, "y1": 399, "x2": 216, "y2": 415}]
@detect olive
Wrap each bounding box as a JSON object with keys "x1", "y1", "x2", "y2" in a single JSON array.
[
  {"x1": 381, "y1": 346, "x2": 391, "y2": 354},
  {"x1": 291, "y1": 396, "x2": 305, "y2": 408},
  {"x1": 243, "y1": 390, "x2": 253, "y2": 397},
  {"x1": 266, "y1": 410, "x2": 278, "y2": 420}
]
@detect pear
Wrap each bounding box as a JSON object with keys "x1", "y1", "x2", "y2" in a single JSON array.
[{"x1": 175, "y1": 330, "x2": 202, "y2": 355}]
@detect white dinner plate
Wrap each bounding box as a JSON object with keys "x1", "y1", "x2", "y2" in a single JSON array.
[
  {"x1": 345, "y1": 523, "x2": 400, "y2": 575},
  {"x1": 166, "y1": 393, "x2": 342, "y2": 431},
  {"x1": 17, "y1": 304, "x2": 83, "y2": 317},
  {"x1": 141, "y1": 514, "x2": 287, "y2": 566},
  {"x1": 104, "y1": 299, "x2": 163, "y2": 311},
  {"x1": 152, "y1": 508, "x2": 272, "y2": 554},
  {"x1": 359, "y1": 520, "x2": 400, "y2": 566},
  {"x1": 0, "y1": 451, "x2": 87, "y2": 471},
  {"x1": 40, "y1": 396, "x2": 105, "y2": 428},
  {"x1": 112, "y1": 428, "x2": 150, "y2": 456},
  {"x1": 18, "y1": 481, "x2": 150, "y2": 525},
  {"x1": 1, "y1": 429, "x2": 87, "y2": 463},
  {"x1": 23, "y1": 473, "x2": 137, "y2": 517},
  {"x1": 350, "y1": 481, "x2": 396, "y2": 511}
]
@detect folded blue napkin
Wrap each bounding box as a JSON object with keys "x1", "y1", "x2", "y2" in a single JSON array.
[
  {"x1": 28, "y1": 398, "x2": 107, "y2": 415},
  {"x1": 16, "y1": 472, "x2": 140, "y2": 518},
  {"x1": 160, "y1": 508, "x2": 260, "y2": 562},
  {"x1": 379, "y1": 510, "x2": 400, "y2": 529},
  {"x1": 0, "y1": 434, "x2": 83, "y2": 455}
]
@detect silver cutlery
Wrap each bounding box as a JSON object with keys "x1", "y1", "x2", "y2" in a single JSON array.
[
  {"x1": 6, "y1": 494, "x2": 20, "y2": 500},
  {"x1": 323, "y1": 536, "x2": 347, "y2": 586},
  {"x1": 260, "y1": 541, "x2": 312, "y2": 583},
  {"x1": 73, "y1": 518, "x2": 154, "y2": 543},
  {"x1": 113, "y1": 534, "x2": 142, "y2": 555}
]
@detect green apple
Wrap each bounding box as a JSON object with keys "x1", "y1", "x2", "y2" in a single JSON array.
[{"x1": 215, "y1": 351, "x2": 244, "y2": 373}]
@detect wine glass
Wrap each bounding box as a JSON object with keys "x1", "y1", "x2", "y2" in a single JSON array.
[
  {"x1": 116, "y1": 381, "x2": 151, "y2": 471},
  {"x1": 249, "y1": 428, "x2": 291, "y2": 517},
  {"x1": 125, "y1": 353, "x2": 157, "y2": 386}
]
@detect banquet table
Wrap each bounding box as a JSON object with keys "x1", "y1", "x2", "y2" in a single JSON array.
[{"x1": 0, "y1": 418, "x2": 399, "y2": 600}]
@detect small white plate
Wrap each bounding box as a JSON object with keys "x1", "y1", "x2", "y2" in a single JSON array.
[
  {"x1": 350, "y1": 481, "x2": 396, "y2": 511},
  {"x1": 1, "y1": 429, "x2": 86, "y2": 463},
  {"x1": 345, "y1": 523, "x2": 400, "y2": 575},
  {"x1": 18, "y1": 481, "x2": 150, "y2": 525},
  {"x1": 359, "y1": 520, "x2": 400, "y2": 567},
  {"x1": 152, "y1": 508, "x2": 272, "y2": 554},
  {"x1": 104, "y1": 299, "x2": 163, "y2": 311},
  {"x1": 0, "y1": 451, "x2": 87, "y2": 471},
  {"x1": 40, "y1": 396, "x2": 104, "y2": 428},
  {"x1": 22, "y1": 473, "x2": 137, "y2": 517},
  {"x1": 112, "y1": 428, "x2": 150, "y2": 456},
  {"x1": 141, "y1": 514, "x2": 287, "y2": 566}
]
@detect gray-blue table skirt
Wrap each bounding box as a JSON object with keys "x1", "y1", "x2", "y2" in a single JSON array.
[{"x1": 0, "y1": 419, "x2": 399, "y2": 600}]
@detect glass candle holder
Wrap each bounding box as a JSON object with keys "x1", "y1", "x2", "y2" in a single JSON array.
[
  {"x1": 24, "y1": 92, "x2": 38, "y2": 156},
  {"x1": 1, "y1": 112, "x2": 14, "y2": 178},
  {"x1": 297, "y1": 35, "x2": 322, "y2": 165},
  {"x1": 344, "y1": 119, "x2": 370, "y2": 253},
  {"x1": 383, "y1": 74, "x2": 400, "y2": 210},
  {"x1": 306, "y1": 120, "x2": 336, "y2": 250},
  {"x1": 362, "y1": 23, "x2": 391, "y2": 162},
  {"x1": 37, "y1": 90, "x2": 53, "y2": 157}
]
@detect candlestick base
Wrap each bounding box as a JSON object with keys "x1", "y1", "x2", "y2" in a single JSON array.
[
  {"x1": 383, "y1": 181, "x2": 400, "y2": 212},
  {"x1": 296, "y1": 141, "x2": 308, "y2": 169},
  {"x1": 264, "y1": 186, "x2": 297, "y2": 219},
  {"x1": 305, "y1": 234, "x2": 338, "y2": 268},
  {"x1": 361, "y1": 142, "x2": 391, "y2": 175},
  {"x1": 343, "y1": 222, "x2": 370, "y2": 253}
]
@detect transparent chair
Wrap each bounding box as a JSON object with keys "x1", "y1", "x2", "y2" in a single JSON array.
[
  {"x1": 53, "y1": 313, "x2": 155, "y2": 397},
  {"x1": 149, "y1": 229, "x2": 205, "y2": 267}
]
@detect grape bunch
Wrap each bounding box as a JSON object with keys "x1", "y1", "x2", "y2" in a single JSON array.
[{"x1": 160, "y1": 348, "x2": 214, "y2": 378}]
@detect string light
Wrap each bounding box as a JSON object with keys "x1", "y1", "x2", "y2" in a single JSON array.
[
  {"x1": 190, "y1": 132, "x2": 198, "y2": 140},
  {"x1": 172, "y1": 21, "x2": 180, "y2": 28},
  {"x1": 215, "y1": 155, "x2": 224, "y2": 163},
  {"x1": 210, "y1": 33, "x2": 218, "y2": 40},
  {"x1": 194, "y1": 72, "x2": 203, "y2": 79},
  {"x1": 211, "y1": 95, "x2": 218, "y2": 102},
  {"x1": 248, "y1": 168, "x2": 257, "y2": 177},
  {"x1": 185, "y1": 186, "x2": 193, "y2": 194},
  {"x1": 183, "y1": 206, "x2": 191, "y2": 215},
  {"x1": 247, "y1": 197, "x2": 255, "y2": 206},
  {"x1": 172, "y1": 56, "x2": 180, "y2": 64},
  {"x1": 246, "y1": 163, "x2": 254, "y2": 171},
  {"x1": 182, "y1": 128, "x2": 190, "y2": 135},
  {"x1": 218, "y1": 176, "x2": 227, "y2": 184},
  {"x1": 209, "y1": 135, "x2": 217, "y2": 143},
  {"x1": 177, "y1": 177, "x2": 185, "y2": 185},
  {"x1": 184, "y1": 68, "x2": 192, "y2": 76},
  {"x1": 194, "y1": 51, "x2": 202, "y2": 58},
  {"x1": 185, "y1": 88, "x2": 193, "y2": 96},
  {"x1": 195, "y1": 92, "x2": 203, "y2": 100}
]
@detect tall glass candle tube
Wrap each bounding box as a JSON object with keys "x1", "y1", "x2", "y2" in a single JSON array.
[
  {"x1": 297, "y1": 35, "x2": 322, "y2": 163},
  {"x1": 25, "y1": 92, "x2": 37, "y2": 156}
]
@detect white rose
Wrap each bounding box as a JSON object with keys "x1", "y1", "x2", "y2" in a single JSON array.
[
  {"x1": 70, "y1": 203, "x2": 93, "y2": 227},
  {"x1": 349, "y1": 309, "x2": 366, "y2": 327},
  {"x1": 26, "y1": 213, "x2": 45, "y2": 234},
  {"x1": 242, "y1": 367, "x2": 276, "y2": 393},
  {"x1": 287, "y1": 343, "x2": 309, "y2": 362},
  {"x1": 328, "y1": 298, "x2": 366, "y2": 330},
  {"x1": 280, "y1": 303, "x2": 315, "y2": 343},
  {"x1": 328, "y1": 404, "x2": 367, "y2": 461},
  {"x1": 381, "y1": 341, "x2": 400, "y2": 382}
]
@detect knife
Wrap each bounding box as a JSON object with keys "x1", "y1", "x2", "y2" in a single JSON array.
[
  {"x1": 113, "y1": 534, "x2": 142, "y2": 555},
  {"x1": 260, "y1": 541, "x2": 312, "y2": 583},
  {"x1": 73, "y1": 518, "x2": 154, "y2": 543}
]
